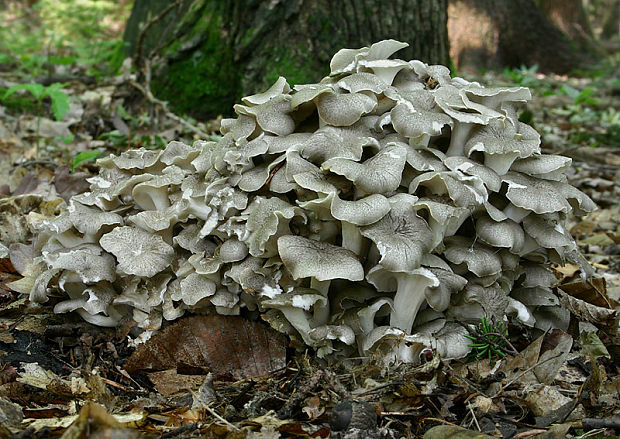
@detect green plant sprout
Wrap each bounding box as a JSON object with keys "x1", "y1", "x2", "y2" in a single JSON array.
[
  {"x1": 72, "y1": 150, "x2": 102, "y2": 172},
  {"x1": 464, "y1": 316, "x2": 519, "y2": 365},
  {"x1": 2, "y1": 82, "x2": 69, "y2": 156}
]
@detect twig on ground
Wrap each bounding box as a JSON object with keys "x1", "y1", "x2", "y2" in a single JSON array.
[
  {"x1": 128, "y1": 79, "x2": 209, "y2": 139},
  {"x1": 581, "y1": 417, "x2": 620, "y2": 430},
  {"x1": 490, "y1": 352, "x2": 565, "y2": 398},
  {"x1": 514, "y1": 429, "x2": 548, "y2": 438}
]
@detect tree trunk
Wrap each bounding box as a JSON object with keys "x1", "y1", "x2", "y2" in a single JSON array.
[
  {"x1": 123, "y1": 0, "x2": 449, "y2": 120},
  {"x1": 601, "y1": 1, "x2": 620, "y2": 40},
  {"x1": 538, "y1": 0, "x2": 604, "y2": 56},
  {"x1": 448, "y1": 0, "x2": 598, "y2": 74}
]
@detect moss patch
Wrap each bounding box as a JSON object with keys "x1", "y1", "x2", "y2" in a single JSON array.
[
  {"x1": 152, "y1": 6, "x2": 240, "y2": 120},
  {"x1": 263, "y1": 47, "x2": 321, "y2": 89}
]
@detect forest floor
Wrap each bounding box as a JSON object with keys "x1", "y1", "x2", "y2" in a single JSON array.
[{"x1": 1, "y1": 6, "x2": 620, "y2": 439}]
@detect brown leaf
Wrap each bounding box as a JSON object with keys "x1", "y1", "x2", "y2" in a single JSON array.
[
  {"x1": 552, "y1": 264, "x2": 580, "y2": 281},
  {"x1": 59, "y1": 402, "x2": 140, "y2": 439},
  {"x1": 557, "y1": 290, "x2": 617, "y2": 327},
  {"x1": 501, "y1": 330, "x2": 573, "y2": 385},
  {"x1": 558, "y1": 278, "x2": 614, "y2": 308},
  {"x1": 146, "y1": 369, "x2": 205, "y2": 397},
  {"x1": 124, "y1": 315, "x2": 287, "y2": 380},
  {"x1": 11, "y1": 172, "x2": 41, "y2": 197},
  {"x1": 53, "y1": 166, "x2": 90, "y2": 202},
  {"x1": 423, "y1": 425, "x2": 495, "y2": 438},
  {"x1": 302, "y1": 396, "x2": 325, "y2": 421}
]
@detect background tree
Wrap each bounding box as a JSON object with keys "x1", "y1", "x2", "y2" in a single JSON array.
[
  {"x1": 448, "y1": 0, "x2": 600, "y2": 74},
  {"x1": 123, "y1": 0, "x2": 449, "y2": 119}
]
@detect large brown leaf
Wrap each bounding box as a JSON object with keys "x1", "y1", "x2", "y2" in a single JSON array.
[{"x1": 124, "y1": 315, "x2": 287, "y2": 380}]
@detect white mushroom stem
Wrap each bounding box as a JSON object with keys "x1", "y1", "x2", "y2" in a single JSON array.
[
  {"x1": 484, "y1": 152, "x2": 519, "y2": 175},
  {"x1": 446, "y1": 123, "x2": 474, "y2": 157},
  {"x1": 279, "y1": 307, "x2": 314, "y2": 345},
  {"x1": 310, "y1": 278, "x2": 331, "y2": 325},
  {"x1": 503, "y1": 203, "x2": 530, "y2": 223},
  {"x1": 77, "y1": 307, "x2": 123, "y2": 327},
  {"x1": 319, "y1": 220, "x2": 339, "y2": 242},
  {"x1": 341, "y1": 222, "x2": 365, "y2": 256},
  {"x1": 389, "y1": 270, "x2": 438, "y2": 333},
  {"x1": 410, "y1": 133, "x2": 431, "y2": 148}
]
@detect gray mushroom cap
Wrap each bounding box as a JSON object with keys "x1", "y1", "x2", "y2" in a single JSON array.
[
  {"x1": 218, "y1": 238, "x2": 249, "y2": 263},
  {"x1": 389, "y1": 89, "x2": 452, "y2": 139},
  {"x1": 179, "y1": 273, "x2": 217, "y2": 306},
  {"x1": 329, "y1": 39, "x2": 409, "y2": 76},
  {"x1": 409, "y1": 60, "x2": 452, "y2": 86},
  {"x1": 444, "y1": 156, "x2": 502, "y2": 192},
  {"x1": 242, "y1": 76, "x2": 291, "y2": 105},
  {"x1": 262, "y1": 133, "x2": 313, "y2": 154},
  {"x1": 413, "y1": 199, "x2": 469, "y2": 251},
  {"x1": 47, "y1": 248, "x2": 116, "y2": 284},
  {"x1": 426, "y1": 267, "x2": 468, "y2": 312},
  {"x1": 160, "y1": 140, "x2": 200, "y2": 167},
  {"x1": 243, "y1": 197, "x2": 306, "y2": 257},
  {"x1": 443, "y1": 236, "x2": 503, "y2": 277},
  {"x1": 475, "y1": 215, "x2": 526, "y2": 253},
  {"x1": 463, "y1": 84, "x2": 531, "y2": 111},
  {"x1": 301, "y1": 123, "x2": 376, "y2": 164},
  {"x1": 316, "y1": 91, "x2": 378, "y2": 126},
  {"x1": 464, "y1": 119, "x2": 541, "y2": 175},
  {"x1": 108, "y1": 148, "x2": 163, "y2": 171},
  {"x1": 100, "y1": 226, "x2": 175, "y2": 277},
  {"x1": 67, "y1": 200, "x2": 123, "y2": 236},
  {"x1": 360, "y1": 194, "x2": 433, "y2": 272},
  {"x1": 331, "y1": 194, "x2": 391, "y2": 226},
  {"x1": 409, "y1": 171, "x2": 488, "y2": 209},
  {"x1": 502, "y1": 172, "x2": 572, "y2": 215},
  {"x1": 510, "y1": 154, "x2": 572, "y2": 180},
  {"x1": 322, "y1": 142, "x2": 407, "y2": 194},
  {"x1": 337, "y1": 72, "x2": 388, "y2": 94},
  {"x1": 234, "y1": 95, "x2": 295, "y2": 136},
  {"x1": 522, "y1": 213, "x2": 574, "y2": 250},
  {"x1": 277, "y1": 236, "x2": 364, "y2": 282},
  {"x1": 290, "y1": 83, "x2": 332, "y2": 109}
]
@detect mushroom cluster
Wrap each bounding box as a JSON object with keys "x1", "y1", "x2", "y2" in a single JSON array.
[{"x1": 25, "y1": 40, "x2": 595, "y2": 362}]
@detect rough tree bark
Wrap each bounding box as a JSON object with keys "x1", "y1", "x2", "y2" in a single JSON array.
[
  {"x1": 123, "y1": 0, "x2": 449, "y2": 119},
  {"x1": 448, "y1": 0, "x2": 599, "y2": 74}
]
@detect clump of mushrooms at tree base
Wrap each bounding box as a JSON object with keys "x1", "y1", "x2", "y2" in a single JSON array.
[{"x1": 9, "y1": 40, "x2": 596, "y2": 363}]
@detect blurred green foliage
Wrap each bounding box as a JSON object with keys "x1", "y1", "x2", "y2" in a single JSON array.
[{"x1": 0, "y1": 0, "x2": 131, "y2": 78}]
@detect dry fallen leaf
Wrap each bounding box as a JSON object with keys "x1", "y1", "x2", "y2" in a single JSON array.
[
  {"x1": 501, "y1": 330, "x2": 573, "y2": 385},
  {"x1": 301, "y1": 395, "x2": 325, "y2": 421},
  {"x1": 558, "y1": 278, "x2": 614, "y2": 308},
  {"x1": 423, "y1": 425, "x2": 495, "y2": 438},
  {"x1": 146, "y1": 370, "x2": 205, "y2": 397},
  {"x1": 557, "y1": 290, "x2": 617, "y2": 328},
  {"x1": 125, "y1": 315, "x2": 287, "y2": 380}
]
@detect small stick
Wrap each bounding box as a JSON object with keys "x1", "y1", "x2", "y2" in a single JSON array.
[
  {"x1": 490, "y1": 352, "x2": 564, "y2": 398},
  {"x1": 128, "y1": 79, "x2": 210, "y2": 139},
  {"x1": 189, "y1": 389, "x2": 241, "y2": 432},
  {"x1": 514, "y1": 429, "x2": 548, "y2": 438},
  {"x1": 467, "y1": 402, "x2": 481, "y2": 431},
  {"x1": 419, "y1": 417, "x2": 458, "y2": 426}
]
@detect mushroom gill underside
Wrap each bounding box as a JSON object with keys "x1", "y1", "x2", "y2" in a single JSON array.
[{"x1": 22, "y1": 40, "x2": 596, "y2": 363}]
